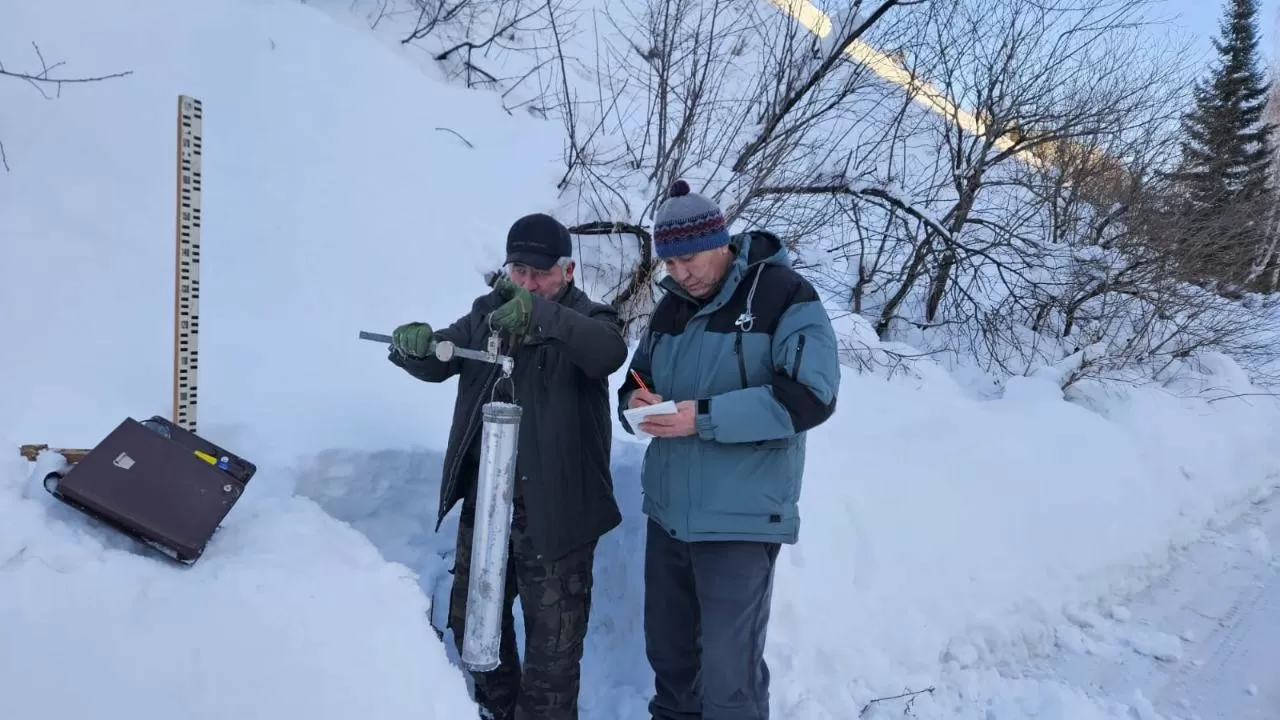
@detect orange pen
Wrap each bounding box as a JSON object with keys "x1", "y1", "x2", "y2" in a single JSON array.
[{"x1": 630, "y1": 369, "x2": 650, "y2": 393}]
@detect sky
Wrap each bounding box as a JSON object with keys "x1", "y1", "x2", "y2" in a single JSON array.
[{"x1": 1158, "y1": 0, "x2": 1280, "y2": 69}]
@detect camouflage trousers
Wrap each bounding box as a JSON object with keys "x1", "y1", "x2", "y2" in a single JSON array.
[{"x1": 448, "y1": 491, "x2": 596, "y2": 720}]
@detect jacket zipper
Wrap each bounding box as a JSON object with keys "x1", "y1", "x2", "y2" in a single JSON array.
[
  {"x1": 734, "y1": 332, "x2": 748, "y2": 388},
  {"x1": 792, "y1": 334, "x2": 806, "y2": 380}
]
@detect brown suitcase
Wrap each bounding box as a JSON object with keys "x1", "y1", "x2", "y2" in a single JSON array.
[{"x1": 42, "y1": 416, "x2": 256, "y2": 565}]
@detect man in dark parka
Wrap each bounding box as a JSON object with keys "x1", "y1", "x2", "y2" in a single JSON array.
[{"x1": 388, "y1": 212, "x2": 627, "y2": 720}]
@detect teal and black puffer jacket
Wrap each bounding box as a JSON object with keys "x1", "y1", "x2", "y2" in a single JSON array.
[{"x1": 617, "y1": 229, "x2": 841, "y2": 544}]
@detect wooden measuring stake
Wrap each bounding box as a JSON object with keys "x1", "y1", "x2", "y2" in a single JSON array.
[{"x1": 174, "y1": 95, "x2": 202, "y2": 433}]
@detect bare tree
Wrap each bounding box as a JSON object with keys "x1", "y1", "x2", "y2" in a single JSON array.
[
  {"x1": 393, "y1": 0, "x2": 584, "y2": 112},
  {"x1": 861, "y1": 0, "x2": 1184, "y2": 331},
  {"x1": 557, "y1": 0, "x2": 922, "y2": 328},
  {"x1": 963, "y1": 20, "x2": 1279, "y2": 386},
  {"x1": 738, "y1": 0, "x2": 1263, "y2": 385},
  {"x1": 1, "y1": 42, "x2": 132, "y2": 172},
  {"x1": 373, "y1": 0, "x2": 1278, "y2": 383},
  {"x1": 728, "y1": 0, "x2": 1280, "y2": 385}
]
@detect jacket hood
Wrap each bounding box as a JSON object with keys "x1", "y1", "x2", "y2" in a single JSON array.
[{"x1": 738, "y1": 229, "x2": 791, "y2": 269}]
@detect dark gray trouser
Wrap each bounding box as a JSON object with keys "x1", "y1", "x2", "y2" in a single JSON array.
[{"x1": 643, "y1": 519, "x2": 781, "y2": 720}]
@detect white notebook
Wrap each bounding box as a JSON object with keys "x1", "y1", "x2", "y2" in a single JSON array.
[{"x1": 622, "y1": 400, "x2": 679, "y2": 440}]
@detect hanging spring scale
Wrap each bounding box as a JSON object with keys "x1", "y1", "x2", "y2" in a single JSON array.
[{"x1": 483, "y1": 315, "x2": 515, "y2": 402}]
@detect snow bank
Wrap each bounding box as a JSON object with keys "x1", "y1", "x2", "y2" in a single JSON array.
[
  {"x1": 0, "y1": 0, "x2": 563, "y2": 461},
  {"x1": 0, "y1": 445, "x2": 478, "y2": 719},
  {"x1": 759, "y1": 345, "x2": 1280, "y2": 710}
]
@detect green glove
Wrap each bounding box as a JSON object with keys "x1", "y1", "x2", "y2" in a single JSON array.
[
  {"x1": 391, "y1": 321, "x2": 435, "y2": 358},
  {"x1": 492, "y1": 274, "x2": 522, "y2": 301},
  {"x1": 489, "y1": 277, "x2": 533, "y2": 337}
]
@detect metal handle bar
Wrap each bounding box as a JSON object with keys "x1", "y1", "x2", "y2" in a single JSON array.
[{"x1": 359, "y1": 330, "x2": 514, "y2": 376}]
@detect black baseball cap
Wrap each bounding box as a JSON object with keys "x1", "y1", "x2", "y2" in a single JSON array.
[{"x1": 505, "y1": 213, "x2": 573, "y2": 270}]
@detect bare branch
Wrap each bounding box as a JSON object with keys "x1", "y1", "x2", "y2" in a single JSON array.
[
  {"x1": 433, "y1": 3, "x2": 545, "y2": 60},
  {"x1": 731, "y1": 0, "x2": 907, "y2": 173},
  {"x1": 859, "y1": 684, "x2": 936, "y2": 717},
  {"x1": 0, "y1": 42, "x2": 133, "y2": 100},
  {"x1": 434, "y1": 126, "x2": 475, "y2": 147},
  {"x1": 1, "y1": 42, "x2": 132, "y2": 172}
]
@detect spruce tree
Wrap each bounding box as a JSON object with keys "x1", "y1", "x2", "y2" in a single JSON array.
[{"x1": 1172, "y1": 0, "x2": 1277, "y2": 287}]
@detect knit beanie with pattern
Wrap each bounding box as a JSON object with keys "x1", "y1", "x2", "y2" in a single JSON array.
[{"x1": 652, "y1": 180, "x2": 730, "y2": 259}]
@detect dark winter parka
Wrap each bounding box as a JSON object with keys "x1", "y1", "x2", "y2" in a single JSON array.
[{"x1": 389, "y1": 280, "x2": 627, "y2": 562}]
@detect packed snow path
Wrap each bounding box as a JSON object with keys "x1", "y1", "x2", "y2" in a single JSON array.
[{"x1": 1039, "y1": 485, "x2": 1280, "y2": 720}]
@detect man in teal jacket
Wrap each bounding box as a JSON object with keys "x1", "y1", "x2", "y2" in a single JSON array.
[{"x1": 617, "y1": 180, "x2": 841, "y2": 720}]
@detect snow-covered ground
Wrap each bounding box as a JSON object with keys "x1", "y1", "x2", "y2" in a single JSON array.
[
  {"x1": 0, "y1": 449, "x2": 480, "y2": 719},
  {"x1": 1040, "y1": 487, "x2": 1280, "y2": 720},
  {"x1": 4, "y1": 0, "x2": 1280, "y2": 718}
]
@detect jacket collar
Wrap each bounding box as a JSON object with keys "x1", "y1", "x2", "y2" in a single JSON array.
[
  {"x1": 658, "y1": 230, "x2": 790, "y2": 322},
  {"x1": 550, "y1": 280, "x2": 577, "y2": 305}
]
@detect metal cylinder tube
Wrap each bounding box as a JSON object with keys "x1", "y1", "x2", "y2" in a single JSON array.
[{"x1": 460, "y1": 400, "x2": 523, "y2": 672}]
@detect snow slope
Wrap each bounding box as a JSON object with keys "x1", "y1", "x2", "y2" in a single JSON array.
[
  {"x1": 5, "y1": 0, "x2": 1280, "y2": 718},
  {"x1": 0, "y1": 0, "x2": 563, "y2": 459}
]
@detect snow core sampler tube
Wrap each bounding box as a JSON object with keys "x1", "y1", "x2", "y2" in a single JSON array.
[{"x1": 461, "y1": 397, "x2": 522, "y2": 672}]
